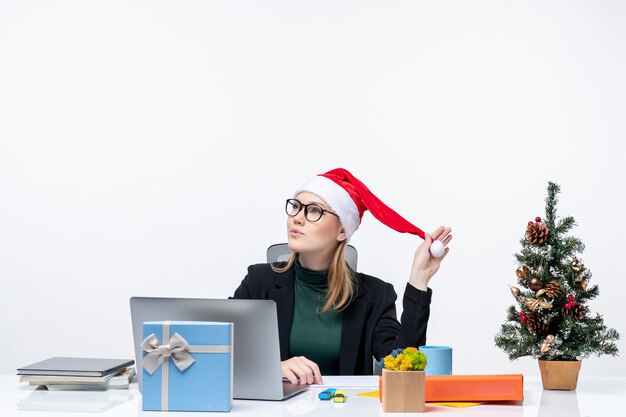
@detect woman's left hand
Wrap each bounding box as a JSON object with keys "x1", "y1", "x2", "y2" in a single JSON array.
[{"x1": 409, "y1": 226, "x2": 452, "y2": 291}]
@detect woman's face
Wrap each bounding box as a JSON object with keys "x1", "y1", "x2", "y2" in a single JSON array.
[{"x1": 286, "y1": 192, "x2": 346, "y2": 256}]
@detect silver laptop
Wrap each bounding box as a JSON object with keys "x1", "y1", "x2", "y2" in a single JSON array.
[{"x1": 129, "y1": 297, "x2": 308, "y2": 400}]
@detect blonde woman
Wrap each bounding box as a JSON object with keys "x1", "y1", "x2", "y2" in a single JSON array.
[{"x1": 233, "y1": 168, "x2": 451, "y2": 384}]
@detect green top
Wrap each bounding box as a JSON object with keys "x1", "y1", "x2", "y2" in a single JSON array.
[{"x1": 289, "y1": 256, "x2": 342, "y2": 375}]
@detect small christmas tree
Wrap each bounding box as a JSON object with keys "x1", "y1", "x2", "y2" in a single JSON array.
[{"x1": 495, "y1": 182, "x2": 619, "y2": 361}]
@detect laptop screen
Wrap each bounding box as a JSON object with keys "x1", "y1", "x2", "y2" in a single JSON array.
[{"x1": 130, "y1": 297, "x2": 296, "y2": 400}]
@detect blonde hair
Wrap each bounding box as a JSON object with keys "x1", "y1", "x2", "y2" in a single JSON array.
[{"x1": 271, "y1": 240, "x2": 356, "y2": 313}]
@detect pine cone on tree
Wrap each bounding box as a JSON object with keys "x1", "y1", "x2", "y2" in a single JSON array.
[
  {"x1": 526, "y1": 222, "x2": 549, "y2": 245},
  {"x1": 540, "y1": 280, "x2": 562, "y2": 299},
  {"x1": 526, "y1": 312, "x2": 548, "y2": 334},
  {"x1": 562, "y1": 304, "x2": 587, "y2": 320},
  {"x1": 516, "y1": 266, "x2": 531, "y2": 288}
]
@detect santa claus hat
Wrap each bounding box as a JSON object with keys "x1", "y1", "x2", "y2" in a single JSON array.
[{"x1": 295, "y1": 168, "x2": 427, "y2": 242}]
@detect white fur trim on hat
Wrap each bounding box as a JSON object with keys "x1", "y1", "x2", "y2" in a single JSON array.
[{"x1": 295, "y1": 175, "x2": 361, "y2": 241}]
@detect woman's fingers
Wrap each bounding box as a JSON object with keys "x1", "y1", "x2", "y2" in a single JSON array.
[
  {"x1": 282, "y1": 366, "x2": 304, "y2": 384},
  {"x1": 282, "y1": 369, "x2": 299, "y2": 385},
  {"x1": 431, "y1": 226, "x2": 452, "y2": 243},
  {"x1": 281, "y1": 359, "x2": 302, "y2": 384},
  {"x1": 429, "y1": 226, "x2": 446, "y2": 241},
  {"x1": 281, "y1": 356, "x2": 323, "y2": 385},
  {"x1": 300, "y1": 357, "x2": 323, "y2": 384},
  {"x1": 292, "y1": 361, "x2": 314, "y2": 384}
]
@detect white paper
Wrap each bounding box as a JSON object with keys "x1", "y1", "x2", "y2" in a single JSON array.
[{"x1": 310, "y1": 375, "x2": 378, "y2": 388}]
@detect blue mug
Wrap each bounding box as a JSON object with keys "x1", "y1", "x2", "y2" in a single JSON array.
[{"x1": 419, "y1": 345, "x2": 453, "y2": 375}]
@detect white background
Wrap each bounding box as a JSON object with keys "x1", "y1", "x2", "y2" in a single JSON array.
[{"x1": 1, "y1": 0, "x2": 624, "y2": 377}]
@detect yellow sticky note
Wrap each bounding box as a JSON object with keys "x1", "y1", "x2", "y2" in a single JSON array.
[
  {"x1": 356, "y1": 390, "x2": 380, "y2": 398},
  {"x1": 356, "y1": 391, "x2": 486, "y2": 408}
]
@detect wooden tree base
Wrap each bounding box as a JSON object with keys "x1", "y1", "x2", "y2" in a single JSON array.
[{"x1": 538, "y1": 359, "x2": 581, "y2": 391}]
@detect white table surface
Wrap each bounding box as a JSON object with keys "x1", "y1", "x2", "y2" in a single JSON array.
[{"x1": 2, "y1": 375, "x2": 625, "y2": 417}]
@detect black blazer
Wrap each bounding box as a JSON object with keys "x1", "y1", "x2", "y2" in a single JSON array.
[{"x1": 232, "y1": 263, "x2": 432, "y2": 375}]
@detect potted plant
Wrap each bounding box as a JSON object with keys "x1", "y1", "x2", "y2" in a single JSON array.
[
  {"x1": 379, "y1": 347, "x2": 427, "y2": 412},
  {"x1": 495, "y1": 182, "x2": 620, "y2": 390}
]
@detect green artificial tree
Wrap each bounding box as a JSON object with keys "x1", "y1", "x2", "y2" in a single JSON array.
[{"x1": 495, "y1": 182, "x2": 619, "y2": 362}]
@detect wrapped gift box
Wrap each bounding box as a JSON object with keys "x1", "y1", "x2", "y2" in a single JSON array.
[{"x1": 141, "y1": 321, "x2": 233, "y2": 412}]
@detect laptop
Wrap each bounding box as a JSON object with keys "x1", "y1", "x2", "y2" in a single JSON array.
[{"x1": 129, "y1": 297, "x2": 308, "y2": 401}]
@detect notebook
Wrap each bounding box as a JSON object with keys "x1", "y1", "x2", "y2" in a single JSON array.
[
  {"x1": 17, "y1": 357, "x2": 134, "y2": 377},
  {"x1": 20, "y1": 368, "x2": 136, "y2": 390}
]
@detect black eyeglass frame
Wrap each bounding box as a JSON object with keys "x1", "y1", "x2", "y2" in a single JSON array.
[{"x1": 285, "y1": 198, "x2": 339, "y2": 223}]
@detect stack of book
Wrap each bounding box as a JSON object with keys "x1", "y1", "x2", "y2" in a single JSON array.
[{"x1": 17, "y1": 357, "x2": 135, "y2": 391}]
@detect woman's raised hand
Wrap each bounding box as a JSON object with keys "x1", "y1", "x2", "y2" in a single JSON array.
[{"x1": 409, "y1": 226, "x2": 452, "y2": 291}]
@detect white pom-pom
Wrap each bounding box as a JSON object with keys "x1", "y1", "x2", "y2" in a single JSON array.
[{"x1": 430, "y1": 240, "x2": 445, "y2": 258}]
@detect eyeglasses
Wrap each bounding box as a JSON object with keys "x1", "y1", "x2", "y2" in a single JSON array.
[{"x1": 285, "y1": 199, "x2": 339, "y2": 223}]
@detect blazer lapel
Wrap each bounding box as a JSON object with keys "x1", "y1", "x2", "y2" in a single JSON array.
[
  {"x1": 339, "y1": 294, "x2": 369, "y2": 374},
  {"x1": 268, "y1": 267, "x2": 295, "y2": 361}
]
